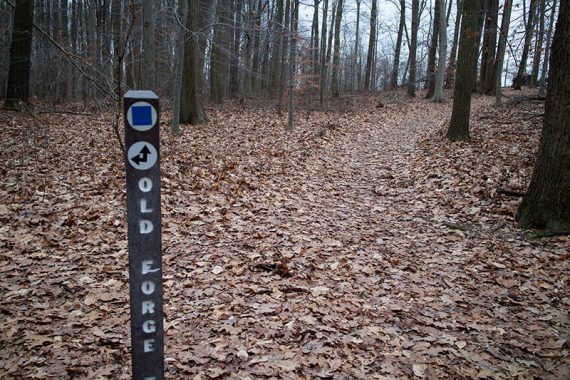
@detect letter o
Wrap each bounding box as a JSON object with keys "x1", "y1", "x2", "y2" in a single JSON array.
[
  {"x1": 138, "y1": 177, "x2": 153, "y2": 192},
  {"x1": 141, "y1": 281, "x2": 155, "y2": 295}
]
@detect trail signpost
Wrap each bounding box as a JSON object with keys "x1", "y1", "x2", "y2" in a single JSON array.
[{"x1": 124, "y1": 91, "x2": 164, "y2": 380}]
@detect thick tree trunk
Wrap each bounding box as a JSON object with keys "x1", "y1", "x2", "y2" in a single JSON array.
[
  {"x1": 494, "y1": 0, "x2": 512, "y2": 104},
  {"x1": 446, "y1": 0, "x2": 484, "y2": 141},
  {"x1": 426, "y1": 0, "x2": 441, "y2": 98},
  {"x1": 180, "y1": 0, "x2": 207, "y2": 124},
  {"x1": 513, "y1": 0, "x2": 538, "y2": 89},
  {"x1": 433, "y1": 0, "x2": 448, "y2": 102},
  {"x1": 390, "y1": 0, "x2": 405, "y2": 89},
  {"x1": 407, "y1": 0, "x2": 419, "y2": 96},
  {"x1": 210, "y1": 0, "x2": 230, "y2": 103},
  {"x1": 517, "y1": 0, "x2": 570, "y2": 232},
  {"x1": 445, "y1": 0, "x2": 463, "y2": 88},
  {"x1": 364, "y1": 0, "x2": 377, "y2": 91},
  {"x1": 331, "y1": 0, "x2": 344, "y2": 97},
  {"x1": 4, "y1": 0, "x2": 34, "y2": 109}
]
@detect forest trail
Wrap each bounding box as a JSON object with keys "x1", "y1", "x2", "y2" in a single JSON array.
[{"x1": 0, "y1": 92, "x2": 568, "y2": 379}]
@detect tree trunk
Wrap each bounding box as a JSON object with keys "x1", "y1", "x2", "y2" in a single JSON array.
[
  {"x1": 353, "y1": 0, "x2": 361, "y2": 91},
  {"x1": 319, "y1": 0, "x2": 329, "y2": 104},
  {"x1": 364, "y1": 0, "x2": 377, "y2": 91},
  {"x1": 445, "y1": 0, "x2": 463, "y2": 88},
  {"x1": 172, "y1": 0, "x2": 188, "y2": 134},
  {"x1": 426, "y1": 0, "x2": 441, "y2": 98},
  {"x1": 494, "y1": 0, "x2": 512, "y2": 104},
  {"x1": 517, "y1": 0, "x2": 570, "y2": 232},
  {"x1": 390, "y1": 0, "x2": 405, "y2": 89},
  {"x1": 4, "y1": 0, "x2": 34, "y2": 109},
  {"x1": 539, "y1": 0, "x2": 557, "y2": 97},
  {"x1": 210, "y1": 0, "x2": 230, "y2": 103},
  {"x1": 433, "y1": 0, "x2": 448, "y2": 102},
  {"x1": 480, "y1": 0, "x2": 498, "y2": 94},
  {"x1": 142, "y1": 0, "x2": 156, "y2": 89},
  {"x1": 331, "y1": 0, "x2": 344, "y2": 97},
  {"x1": 531, "y1": 0, "x2": 546, "y2": 86},
  {"x1": 229, "y1": 0, "x2": 243, "y2": 97},
  {"x1": 311, "y1": 0, "x2": 320, "y2": 75},
  {"x1": 270, "y1": 0, "x2": 283, "y2": 95},
  {"x1": 513, "y1": 0, "x2": 538, "y2": 89},
  {"x1": 180, "y1": 0, "x2": 207, "y2": 124},
  {"x1": 407, "y1": 0, "x2": 419, "y2": 96},
  {"x1": 446, "y1": 0, "x2": 484, "y2": 141},
  {"x1": 287, "y1": 0, "x2": 299, "y2": 130},
  {"x1": 277, "y1": 0, "x2": 290, "y2": 114}
]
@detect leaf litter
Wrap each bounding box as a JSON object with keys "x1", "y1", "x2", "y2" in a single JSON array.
[{"x1": 0, "y1": 90, "x2": 568, "y2": 379}]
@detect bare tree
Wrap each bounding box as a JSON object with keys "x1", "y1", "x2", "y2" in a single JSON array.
[{"x1": 4, "y1": 0, "x2": 34, "y2": 109}]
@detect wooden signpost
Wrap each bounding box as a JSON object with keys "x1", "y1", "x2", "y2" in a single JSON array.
[{"x1": 124, "y1": 91, "x2": 164, "y2": 380}]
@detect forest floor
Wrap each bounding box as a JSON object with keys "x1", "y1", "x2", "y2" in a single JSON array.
[{"x1": 0, "y1": 89, "x2": 568, "y2": 379}]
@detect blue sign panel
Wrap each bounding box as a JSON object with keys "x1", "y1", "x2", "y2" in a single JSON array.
[{"x1": 132, "y1": 105, "x2": 153, "y2": 126}]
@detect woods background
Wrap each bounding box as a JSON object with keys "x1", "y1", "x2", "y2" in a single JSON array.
[{"x1": 0, "y1": 0, "x2": 559, "y2": 112}]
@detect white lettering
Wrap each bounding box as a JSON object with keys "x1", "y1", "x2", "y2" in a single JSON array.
[
  {"x1": 144, "y1": 339, "x2": 155, "y2": 353},
  {"x1": 138, "y1": 177, "x2": 153, "y2": 192},
  {"x1": 142, "y1": 300, "x2": 155, "y2": 314},
  {"x1": 140, "y1": 219, "x2": 153, "y2": 234},
  {"x1": 140, "y1": 198, "x2": 153, "y2": 213},
  {"x1": 142, "y1": 260, "x2": 160, "y2": 274},
  {"x1": 143, "y1": 320, "x2": 156, "y2": 333},
  {"x1": 141, "y1": 281, "x2": 156, "y2": 295}
]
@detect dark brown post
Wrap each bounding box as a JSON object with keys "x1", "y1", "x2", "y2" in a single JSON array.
[{"x1": 123, "y1": 90, "x2": 164, "y2": 380}]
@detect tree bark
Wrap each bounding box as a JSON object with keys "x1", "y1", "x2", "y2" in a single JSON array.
[
  {"x1": 517, "y1": 0, "x2": 570, "y2": 232},
  {"x1": 390, "y1": 0, "x2": 405, "y2": 89},
  {"x1": 331, "y1": 0, "x2": 344, "y2": 97},
  {"x1": 407, "y1": 0, "x2": 419, "y2": 96},
  {"x1": 446, "y1": 0, "x2": 484, "y2": 141},
  {"x1": 433, "y1": 0, "x2": 448, "y2": 102},
  {"x1": 210, "y1": 0, "x2": 230, "y2": 103},
  {"x1": 4, "y1": 0, "x2": 34, "y2": 109},
  {"x1": 180, "y1": 0, "x2": 207, "y2": 124},
  {"x1": 287, "y1": 0, "x2": 299, "y2": 130},
  {"x1": 426, "y1": 0, "x2": 441, "y2": 98}
]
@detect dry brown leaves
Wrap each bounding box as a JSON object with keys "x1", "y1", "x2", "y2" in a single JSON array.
[{"x1": 0, "y1": 90, "x2": 568, "y2": 379}]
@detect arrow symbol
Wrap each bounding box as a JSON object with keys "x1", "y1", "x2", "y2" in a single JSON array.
[{"x1": 131, "y1": 145, "x2": 151, "y2": 165}]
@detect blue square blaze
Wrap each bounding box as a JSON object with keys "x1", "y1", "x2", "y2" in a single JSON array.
[{"x1": 132, "y1": 105, "x2": 152, "y2": 126}]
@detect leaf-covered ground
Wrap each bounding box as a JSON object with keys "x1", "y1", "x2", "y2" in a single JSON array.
[{"x1": 0, "y1": 90, "x2": 568, "y2": 379}]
